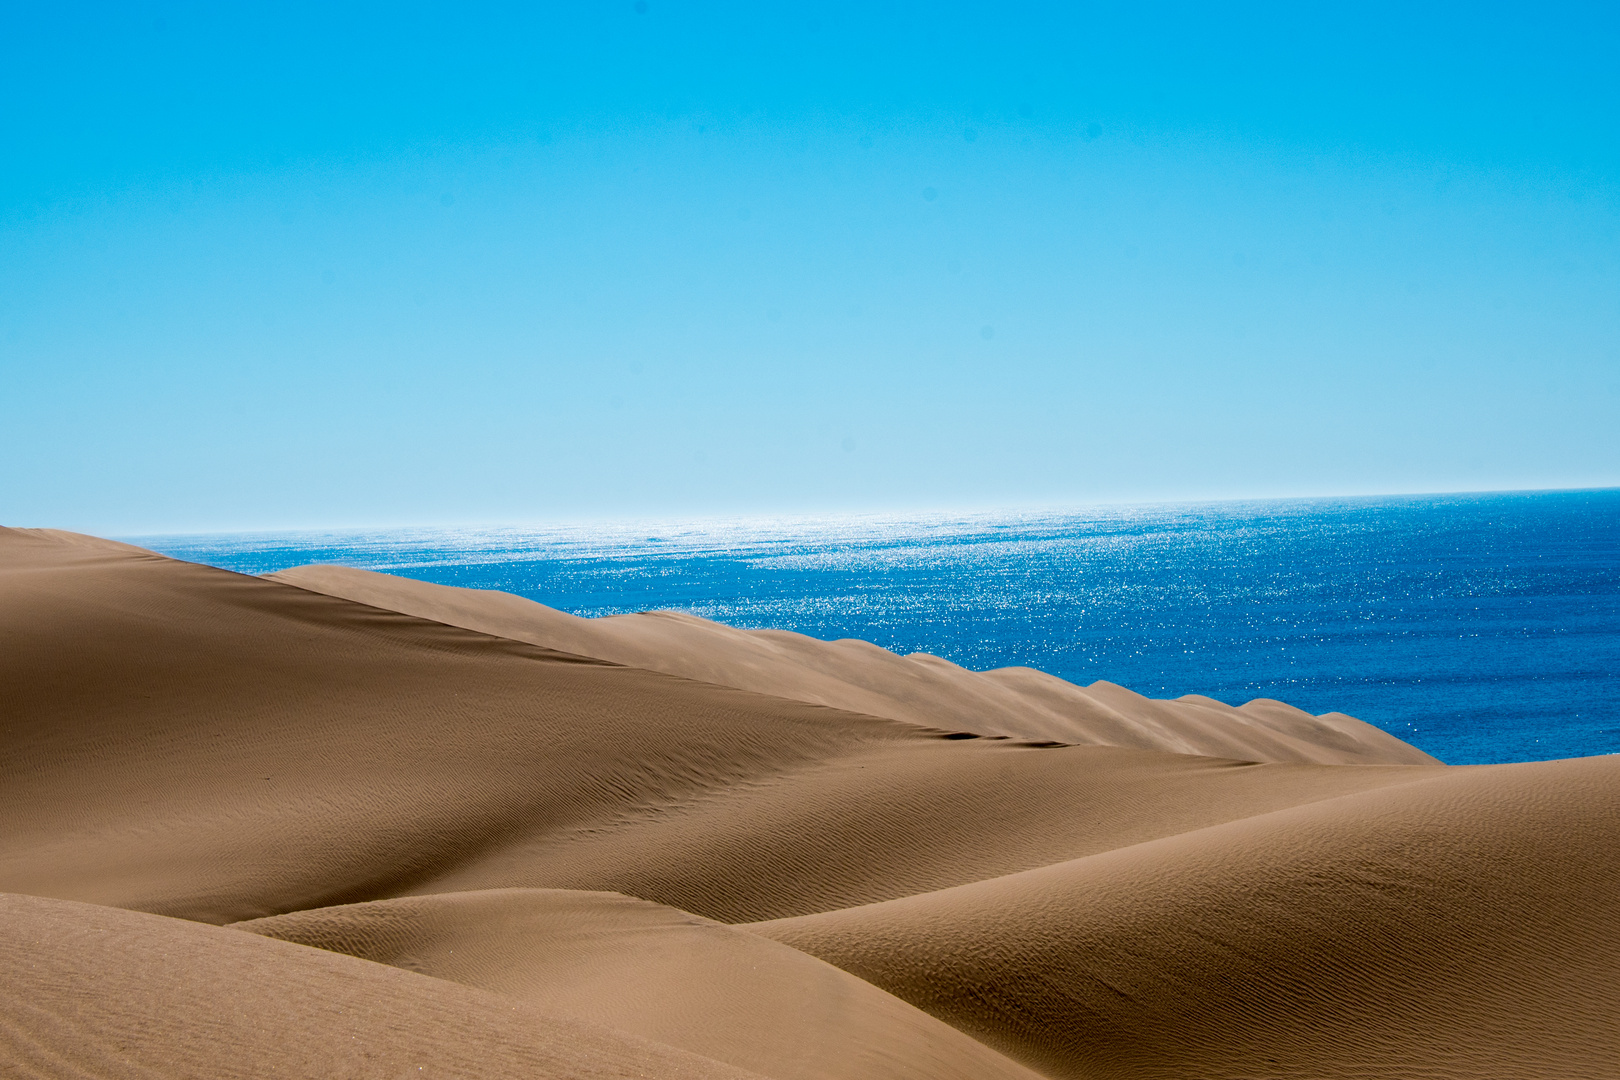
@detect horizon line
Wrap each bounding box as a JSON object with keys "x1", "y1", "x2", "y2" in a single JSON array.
[{"x1": 99, "y1": 483, "x2": 1620, "y2": 541}]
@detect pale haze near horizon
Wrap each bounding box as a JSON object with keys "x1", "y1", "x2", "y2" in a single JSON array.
[{"x1": 2, "y1": 3, "x2": 1617, "y2": 535}]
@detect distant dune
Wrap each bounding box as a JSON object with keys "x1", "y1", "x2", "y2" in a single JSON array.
[
  {"x1": 268, "y1": 562, "x2": 1439, "y2": 765},
  {"x1": 3, "y1": 526, "x2": 1615, "y2": 1079}
]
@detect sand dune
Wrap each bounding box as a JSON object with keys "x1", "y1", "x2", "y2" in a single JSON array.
[
  {"x1": 237, "y1": 888, "x2": 1046, "y2": 1080},
  {"x1": 754, "y1": 753, "x2": 1620, "y2": 1079},
  {"x1": 0, "y1": 527, "x2": 928, "y2": 924},
  {"x1": 4, "y1": 526, "x2": 1616, "y2": 1079},
  {"x1": 399, "y1": 740, "x2": 1442, "y2": 923},
  {"x1": 269, "y1": 563, "x2": 1438, "y2": 765},
  {"x1": 0, "y1": 891, "x2": 763, "y2": 1080}
]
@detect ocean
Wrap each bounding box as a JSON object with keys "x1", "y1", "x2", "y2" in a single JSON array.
[{"x1": 132, "y1": 488, "x2": 1620, "y2": 766}]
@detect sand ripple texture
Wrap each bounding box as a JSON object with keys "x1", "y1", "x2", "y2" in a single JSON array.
[{"x1": 2, "y1": 526, "x2": 1616, "y2": 1079}]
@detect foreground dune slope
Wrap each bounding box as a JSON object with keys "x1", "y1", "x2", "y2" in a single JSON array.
[
  {"x1": 236, "y1": 888, "x2": 1047, "y2": 1080},
  {"x1": 753, "y1": 753, "x2": 1620, "y2": 1080},
  {"x1": 269, "y1": 563, "x2": 1437, "y2": 765},
  {"x1": 0, "y1": 892, "x2": 764, "y2": 1080}
]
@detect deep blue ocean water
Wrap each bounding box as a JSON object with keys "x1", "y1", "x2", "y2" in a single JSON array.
[{"x1": 131, "y1": 489, "x2": 1620, "y2": 766}]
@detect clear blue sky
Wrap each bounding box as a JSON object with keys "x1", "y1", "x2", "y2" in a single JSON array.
[{"x1": 3, "y1": 2, "x2": 1617, "y2": 533}]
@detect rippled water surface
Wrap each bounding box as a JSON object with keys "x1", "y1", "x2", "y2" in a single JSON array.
[{"x1": 133, "y1": 489, "x2": 1620, "y2": 765}]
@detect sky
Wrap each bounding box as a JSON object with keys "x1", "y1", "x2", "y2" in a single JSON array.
[{"x1": 2, "y1": 2, "x2": 1617, "y2": 533}]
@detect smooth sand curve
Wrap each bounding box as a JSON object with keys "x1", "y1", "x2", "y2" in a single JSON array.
[
  {"x1": 237, "y1": 888, "x2": 1047, "y2": 1080},
  {"x1": 753, "y1": 754, "x2": 1620, "y2": 1079},
  {"x1": 269, "y1": 563, "x2": 1438, "y2": 765},
  {"x1": 0, "y1": 891, "x2": 764, "y2": 1080}
]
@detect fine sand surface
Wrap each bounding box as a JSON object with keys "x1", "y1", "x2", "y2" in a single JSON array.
[
  {"x1": 3, "y1": 525, "x2": 1617, "y2": 1079},
  {"x1": 237, "y1": 889, "x2": 1046, "y2": 1080},
  {"x1": 0, "y1": 892, "x2": 763, "y2": 1080},
  {"x1": 753, "y1": 754, "x2": 1620, "y2": 1079}
]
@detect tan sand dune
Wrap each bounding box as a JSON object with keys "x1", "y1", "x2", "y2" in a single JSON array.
[
  {"x1": 753, "y1": 752, "x2": 1620, "y2": 1080},
  {"x1": 5, "y1": 526, "x2": 1616, "y2": 1080},
  {"x1": 405, "y1": 740, "x2": 1441, "y2": 922},
  {"x1": 0, "y1": 891, "x2": 763, "y2": 1080},
  {"x1": 0, "y1": 527, "x2": 1436, "y2": 928},
  {"x1": 268, "y1": 563, "x2": 1438, "y2": 765},
  {"x1": 236, "y1": 888, "x2": 1046, "y2": 1080},
  {"x1": 0, "y1": 526, "x2": 915, "y2": 924}
]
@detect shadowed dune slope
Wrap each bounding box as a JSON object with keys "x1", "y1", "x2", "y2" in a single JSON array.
[
  {"x1": 0, "y1": 892, "x2": 764, "y2": 1080},
  {"x1": 752, "y1": 754, "x2": 1620, "y2": 1080},
  {"x1": 268, "y1": 563, "x2": 1438, "y2": 765},
  {"x1": 0, "y1": 526, "x2": 919, "y2": 924},
  {"x1": 236, "y1": 888, "x2": 1047, "y2": 1080}
]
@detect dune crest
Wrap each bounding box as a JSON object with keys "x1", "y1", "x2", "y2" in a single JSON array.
[{"x1": 268, "y1": 563, "x2": 1439, "y2": 765}]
